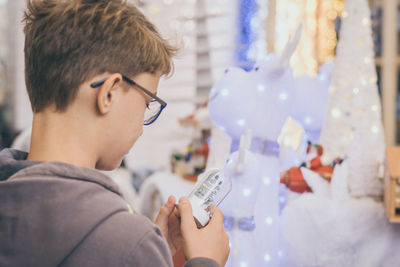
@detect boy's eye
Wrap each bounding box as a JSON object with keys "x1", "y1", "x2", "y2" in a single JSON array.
[{"x1": 147, "y1": 99, "x2": 157, "y2": 108}]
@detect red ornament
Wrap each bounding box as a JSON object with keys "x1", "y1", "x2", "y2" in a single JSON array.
[{"x1": 280, "y1": 143, "x2": 341, "y2": 193}]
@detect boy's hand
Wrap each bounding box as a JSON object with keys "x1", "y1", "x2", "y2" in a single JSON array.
[
  {"x1": 154, "y1": 195, "x2": 182, "y2": 256},
  {"x1": 178, "y1": 197, "x2": 230, "y2": 266}
]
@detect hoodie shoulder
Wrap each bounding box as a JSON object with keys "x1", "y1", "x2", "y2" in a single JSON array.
[{"x1": 0, "y1": 158, "x2": 129, "y2": 267}]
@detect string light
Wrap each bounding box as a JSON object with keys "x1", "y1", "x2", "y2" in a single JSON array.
[
  {"x1": 243, "y1": 188, "x2": 252, "y2": 196},
  {"x1": 362, "y1": 17, "x2": 370, "y2": 26},
  {"x1": 361, "y1": 79, "x2": 367, "y2": 86},
  {"x1": 221, "y1": 89, "x2": 229, "y2": 96},
  {"x1": 371, "y1": 126, "x2": 379, "y2": 134},
  {"x1": 237, "y1": 119, "x2": 246, "y2": 127},
  {"x1": 331, "y1": 108, "x2": 342, "y2": 118},
  {"x1": 257, "y1": 84, "x2": 265, "y2": 92},
  {"x1": 279, "y1": 93, "x2": 288, "y2": 101},
  {"x1": 263, "y1": 176, "x2": 271, "y2": 185},
  {"x1": 264, "y1": 254, "x2": 271, "y2": 262},
  {"x1": 275, "y1": 0, "x2": 343, "y2": 75},
  {"x1": 304, "y1": 116, "x2": 313, "y2": 125}
]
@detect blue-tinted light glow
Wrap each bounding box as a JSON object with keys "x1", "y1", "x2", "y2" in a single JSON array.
[{"x1": 237, "y1": 119, "x2": 246, "y2": 127}]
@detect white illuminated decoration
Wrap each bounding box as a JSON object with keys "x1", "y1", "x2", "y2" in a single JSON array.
[
  {"x1": 319, "y1": 0, "x2": 385, "y2": 198},
  {"x1": 221, "y1": 137, "x2": 280, "y2": 266},
  {"x1": 209, "y1": 28, "x2": 302, "y2": 266},
  {"x1": 290, "y1": 61, "x2": 333, "y2": 142},
  {"x1": 209, "y1": 27, "x2": 302, "y2": 141}
]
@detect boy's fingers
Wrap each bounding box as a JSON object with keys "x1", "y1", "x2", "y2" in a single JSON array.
[
  {"x1": 155, "y1": 196, "x2": 176, "y2": 224},
  {"x1": 178, "y1": 197, "x2": 197, "y2": 232},
  {"x1": 166, "y1": 196, "x2": 176, "y2": 216}
]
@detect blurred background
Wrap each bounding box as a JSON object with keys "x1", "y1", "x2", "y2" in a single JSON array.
[{"x1": 1, "y1": 0, "x2": 398, "y2": 169}]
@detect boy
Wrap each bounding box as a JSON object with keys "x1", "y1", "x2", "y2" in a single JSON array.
[{"x1": 0, "y1": 0, "x2": 230, "y2": 266}]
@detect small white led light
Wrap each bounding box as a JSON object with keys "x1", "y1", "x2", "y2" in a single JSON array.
[
  {"x1": 264, "y1": 254, "x2": 271, "y2": 262},
  {"x1": 304, "y1": 116, "x2": 312, "y2": 125},
  {"x1": 237, "y1": 119, "x2": 246, "y2": 127},
  {"x1": 266, "y1": 217, "x2": 273, "y2": 225},
  {"x1": 331, "y1": 108, "x2": 341, "y2": 118},
  {"x1": 362, "y1": 17, "x2": 370, "y2": 26},
  {"x1": 263, "y1": 176, "x2": 271, "y2": 185},
  {"x1": 243, "y1": 188, "x2": 251, "y2": 197},
  {"x1": 221, "y1": 89, "x2": 229, "y2": 96},
  {"x1": 279, "y1": 93, "x2": 288, "y2": 101},
  {"x1": 257, "y1": 84, "x2": 266, "y2": 92}
]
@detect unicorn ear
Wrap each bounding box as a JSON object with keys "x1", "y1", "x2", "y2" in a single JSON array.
[{"x1": 279, "y1": 24, "x2": 302, "y2": 68}]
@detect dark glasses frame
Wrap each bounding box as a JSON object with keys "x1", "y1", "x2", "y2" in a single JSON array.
[{"x1": 90, "y1": 74, "x2": 167, "y2": 125}]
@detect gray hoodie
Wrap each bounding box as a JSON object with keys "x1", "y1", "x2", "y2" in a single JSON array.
[{"x1": 0, "y1": 149, "x2": 220, "y2": 267}]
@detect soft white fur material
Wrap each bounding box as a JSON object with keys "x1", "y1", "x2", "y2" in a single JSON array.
[{"x1": 282, "y1": 162, "x2": 400, "y2": 267}]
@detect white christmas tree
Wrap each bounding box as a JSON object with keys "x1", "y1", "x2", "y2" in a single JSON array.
[{"x1": 319, "y1": 0, "x2": 385, "y2": 197}]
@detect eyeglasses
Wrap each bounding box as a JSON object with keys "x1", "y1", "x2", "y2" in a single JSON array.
[{"x1": 90, "y1": 74, "x2": 167, "y2": 125}]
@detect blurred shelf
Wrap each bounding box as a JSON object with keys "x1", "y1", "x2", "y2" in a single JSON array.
[{"x1": 375, "y1": 56, "x2": 400, "y2": 66}]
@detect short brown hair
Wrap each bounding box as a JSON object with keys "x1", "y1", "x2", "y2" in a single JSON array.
[{"x1": 23, "y1": 0, "x2": 177, "y2": 112}]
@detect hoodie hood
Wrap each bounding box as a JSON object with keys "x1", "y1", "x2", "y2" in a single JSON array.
[
  {"x1": 0, "y1": 149, "x2": 37, "y2": 181},
  {"x1": 0, "y1": 149, "x2": 128, "y2": 267}
]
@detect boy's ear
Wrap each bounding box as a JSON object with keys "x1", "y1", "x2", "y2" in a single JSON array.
[{"x1": 96, "y1": 73, "x2": 123, "y2": 115}]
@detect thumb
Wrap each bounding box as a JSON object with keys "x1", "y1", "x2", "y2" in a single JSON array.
[
  {"x1": 208, "y1": 205, "x2": 224, "y2": 226},
  {"x1": 178, "y1": 197, "x2": 197, "y2": 232}
]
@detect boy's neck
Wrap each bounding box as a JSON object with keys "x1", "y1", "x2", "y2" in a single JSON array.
[{"x1": 27, "y1": 110, "x2": 98, "y2": 169}]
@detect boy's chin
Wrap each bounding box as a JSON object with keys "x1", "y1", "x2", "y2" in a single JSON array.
[{"x1": 95, "y1": 158, "x2": 123, "y2": 171}]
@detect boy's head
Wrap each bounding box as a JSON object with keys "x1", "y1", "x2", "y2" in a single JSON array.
[
  {"x1": 23, "y1": 0, "x2": 177, "y2": 169},
  {"x1": 24, "y1": 0, "x2": 175, "y2": 112}
]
